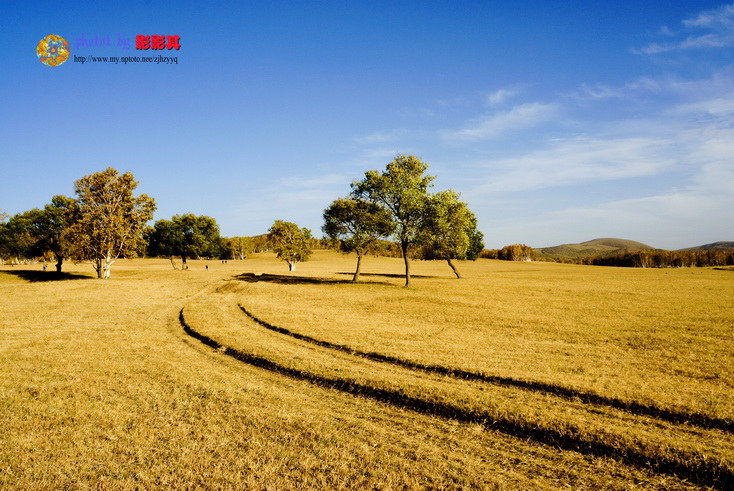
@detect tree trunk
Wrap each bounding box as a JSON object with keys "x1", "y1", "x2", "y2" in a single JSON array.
[
  {"x1": 169, "y1": 256, "x2": 178, "y2": 270},
  {"x1": 102, "y1": 256, "x2": 114, "y2": 279},
  {"x1": 55, "y1": 255, "x2": 63, "y2": 273},
  {"x1": 401, "y1": 241, "x2": 411, "y2": 287},
  {"x1": 289, "y1": 262, "x2": 296, "y2": 271},
  {"x1": 447, "y1": 258, "x2": 461, "y2": 279},
  {"x1": 353, "y1": 254, "x2": 363, "y2": 282},
  {"x1": 94, "y1": 256, "x2": 114, "y2": 279}
]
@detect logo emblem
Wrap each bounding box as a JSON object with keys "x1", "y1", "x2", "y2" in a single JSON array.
[{"x1": 37, "y1": 35, "x2": 69, "y2": 67}]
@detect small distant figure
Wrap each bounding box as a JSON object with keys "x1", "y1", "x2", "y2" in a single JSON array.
[
  {"x1": 206, "y1": 265, "x2": 208, "y2": 271},
  {"x1": 43, "y1": 264, "x2": 47, "y2": 272}
]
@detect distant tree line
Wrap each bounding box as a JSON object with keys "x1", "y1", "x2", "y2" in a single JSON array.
[
  {"x1": 2, "y1": 158, "x2": 485, "y2": 282},
  {"x1": 0, "y1": 168, "x2": 155, "y2": 278},
  {"x1": 479, "y1": 244, "x2": 536, "y2": 262},
  {"x1": 0, "y1": 168, "x2": 263, "y2": 277},
  {"x1": 581, "y1": 249, "x2": 734, "y2": 268}
]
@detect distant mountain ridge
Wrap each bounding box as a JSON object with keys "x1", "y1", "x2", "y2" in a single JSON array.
[
  {"x1": 679, "y1": 241, "x2": 734, "y2": 251},
  {"x1": 535, "y1": 238, "x2": 656, "y2": 260},
  {"x1": 535, "y1": 238, "x2": 734, "y2": 260}
]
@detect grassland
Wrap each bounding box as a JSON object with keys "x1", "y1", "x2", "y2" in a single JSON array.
[{"x1": 1, "y1": 252, "x2": 732, "y2": 489}]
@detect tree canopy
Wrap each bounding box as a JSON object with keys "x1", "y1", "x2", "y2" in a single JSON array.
[
  {"x1": 0, "y1": 196, "x2": 76, "y2": 271},
  {"x1": 148, "y1": 214, "x2": 221, "y2": 268},
  {"x1": 322, "y1": 198, "x2": 394, "y2": 281},
  {"x1": 351, "y1": 154, "x2": 435, "y2": 287},
  {"x1": 419, "y1": 190, "x2": 484, "y2": 278},
  {"x1": 268, "y1": 220, "x2": 313, "y2": 271}
]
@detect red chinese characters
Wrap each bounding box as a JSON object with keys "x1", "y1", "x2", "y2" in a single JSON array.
[{"x1": 136, "y1": 35, "x2": 181, "y2": 50}]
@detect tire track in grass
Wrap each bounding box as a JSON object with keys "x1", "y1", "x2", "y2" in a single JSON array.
[
  {"x1": 181, "y1": 308, "x2": 733, "y2": 489},
  {"x1": 238, "y1": 304, "x2": 734, "y2": 435}
]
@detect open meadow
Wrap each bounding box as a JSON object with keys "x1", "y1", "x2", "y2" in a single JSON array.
[{"x1": 1, "y1": 251, "x2": 732, "y2": 489}]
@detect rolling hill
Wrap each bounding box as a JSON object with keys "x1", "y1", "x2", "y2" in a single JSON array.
[
  {"x1": 679, "y1": 241, "x2": 734, "y2": 251},
  {"x1": 535, "y1": 238, "x2": 656, "y2": 260}
]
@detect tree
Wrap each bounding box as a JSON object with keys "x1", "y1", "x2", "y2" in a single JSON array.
[
  {"x1": 419, "y1": 190, "x2": 483, "y2": 278},
  {"x1": 35, "y1": 195, "x2": 76, "y2": 272},
  {"x1": 351, "y1": 155, "x2": 434, "y2": 287},
  {"x1": 148, "y1": 214, "x2": 221, "y2": 269},
  {"x1": 0, "y1": 197, "x2": 76, "y2": 271},
  {"x1": 498, "y1": 244, "x2": 535, "y2": 262},
  {"x1": 0, "y1": 211, "x2": 37, "y2": 262},
  {"x1": 227, "y1": 236, "x2": 255, "y2": 260},
  {"x1": 66, "y1": 167, "x2": 156, "y2": 279},
  {"x1": 268, "y1": 220, "x2": 312, "y2": 271},
  {"x1": 322, "y1": 198, "x2": 394, "y2": 281}
]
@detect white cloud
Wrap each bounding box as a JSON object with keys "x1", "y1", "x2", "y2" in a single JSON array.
[
  {"x1": 575, "y1": 77, "x2": 663, "y2": 100},
  {"x1": 473, "y1": 136, "x2": 675, "y2": 194},
  {"x1": 471, "y1": 116, "x2": 734, "y2": 249},
  {"x1": 485, "y1": 87, "x2": 520, "y2": 106},
  {"x1": 442, "y1": 102, "x2": 559, "y2": 141},
  {"x1": 635, "y1": 3, "x2": 734, "y2": 54},
  {"x1": 353, "y1": 129, "x2": 407, "y2": 145}
]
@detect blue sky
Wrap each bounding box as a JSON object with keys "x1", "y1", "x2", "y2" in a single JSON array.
[{"x1": 2, "y1": 1, "x2": 733, "y2": 249}]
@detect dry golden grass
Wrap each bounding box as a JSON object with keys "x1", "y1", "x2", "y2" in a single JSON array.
[{"x1": 1, "y1": 253, "x2": 731, "y2": 488}]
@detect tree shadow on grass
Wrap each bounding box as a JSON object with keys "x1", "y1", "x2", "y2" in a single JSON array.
[
  {"x1": 335, "y1": 272, "x2": 444, "y2": 279},
  {"x1": 0, "y1": 270, "x2": 94, "y2": 282},
  {"x1": 234, "y1": 272, "x2": 392, "y2": 286}
]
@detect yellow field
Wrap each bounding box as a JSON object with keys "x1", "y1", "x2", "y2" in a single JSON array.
[{"x1": 1, "y1": 251, "x2": 732, "y2": 489}]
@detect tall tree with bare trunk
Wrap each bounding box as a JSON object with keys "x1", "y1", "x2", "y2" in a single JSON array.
[{"x1": 66, "y1": 168, "x2": 156, "y2": 279}]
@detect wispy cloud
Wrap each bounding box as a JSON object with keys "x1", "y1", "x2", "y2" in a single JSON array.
[
  {"x1": 485, "y1": 87, "x2": 520, "y2": 106},
  {"x1": 442, "y1": 102, "x2": 559, "y2": 141},
  {"x1": 353, "y1": 129, "x2": 407, "y2": 145},
  {"x1": 634, "y1": 3, "x2": 734, "y2": 54},
  {"x1": 575, "y1": 77, "x2": 663, "y2": 100},
  {"x1": 473, "y1": 136, "x2": 674, "y2": 193}
]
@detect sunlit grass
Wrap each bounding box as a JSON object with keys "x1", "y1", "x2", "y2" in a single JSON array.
[
  {"x1": 1, "y1": 254, "x2": 730, "y2": 488},
  {"x1": 237, "y1": 252, "x2": 734, "y2": 422}
]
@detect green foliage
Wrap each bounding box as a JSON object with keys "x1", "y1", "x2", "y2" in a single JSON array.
[
  {"x1": 227, "y1": 236, "x2": 255, "y2": 260},
  {"x1": 148, "y1": 214, "x2": 222, "y2": 267},
  {"x1": 351, "y1": 155, "x2": 435, "y2": 286},
  {"x1": 322, "y1": 198, "x2": 394, "y2": 255},
  {"x1": 0, "y1": 197, "x2": 76, "y2": 270},
  {"x1": 66, "y1": 167, "x2": 156, "y2": 279},
  {"x1": 268, "y1": 220, "x2": 313, "y2": 271},
  {"x1": 420, "y1": 191, "x2": 483, "y2": 260},
  {"x1": 0, "y1": 211, "x2": 37, "y2": 259},
  {"x1": 35, "y1": 196, "x2": 76, "y2": 271},
  {"x1": 322, "y1": 198, "x2": 394, "y2": 281},
  {"x1": 586, "y1": 249, "x2": 734, "y2": 268},
  {"x1": 351, "y1": 155, "x2": 434, "y2": 247}
]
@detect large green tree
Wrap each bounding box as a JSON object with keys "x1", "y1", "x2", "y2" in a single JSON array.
[
  {"x1": 66, "y1": 167, "x2": 156, "y2": 279},
  {"x1": 36, "y1": 195, "x2": 76, "y2": 272},
  {"x1": 419, "y1": 190, "x2": 483, "y2": 279},
  {"x1": 148, "y1": 214, "x2": 221, "y2": 269},
  {"x1": 0, "y1": 211, "x2": 37, "y2": 262},
  {"x1": 351, "y1": 155, "x2": 434, "y2": 287},
  {"x1": 268, "y1": 220, "x2": 313, "y2": 271},
  {"x1": 0, "y1": 196, "x2": 76, "y2": 270},
  {"x1": 322, "y1": 198, "x2": 394, "y2": 281}
]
